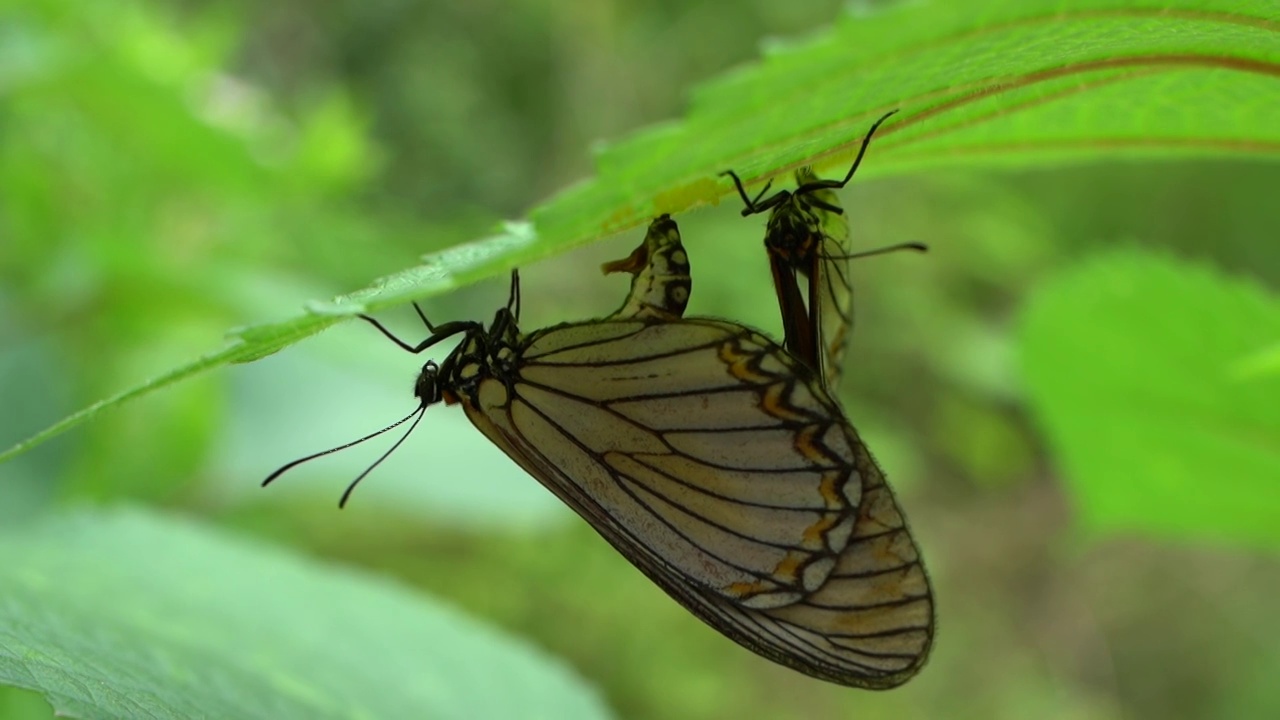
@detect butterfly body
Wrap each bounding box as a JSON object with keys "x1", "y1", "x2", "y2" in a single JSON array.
[{"x1": 723, "y1": 111, "x2": 898, "y2": 389}]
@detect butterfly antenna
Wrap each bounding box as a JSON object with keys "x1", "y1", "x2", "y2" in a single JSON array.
[
  {"x1": 824, "y1": 241, "x2": 928, "y2": 261},
  {"x1": 834, "y1": 109, "x2": 899, "y2": 187},
  {"x1": 509, "y1": 269, "x2": 522, "y2": 322},
  {"x1": 261, "y1": 407, "x2": 422, "y2": 488},
  {"x1": 338, "y1": 406, "x2": 427, "y2": 508},
  {"x1": 411, "y1": 302, "x2": 439, "y2": 332}
]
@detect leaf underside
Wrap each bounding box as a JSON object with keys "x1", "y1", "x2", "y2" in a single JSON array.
[
  {"x1": 0, "y1": 509, "x2": 611, "y2": 720},
  {"x1": 3, "y1": 0, "x2": 1278, "y2": 461}
]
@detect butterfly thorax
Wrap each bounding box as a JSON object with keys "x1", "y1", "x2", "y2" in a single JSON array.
[
  {"x1": 765, "y1": 195, "x2": 824, "y2": 268},
  {"x1": 435, "y1": 309, "x2": 522, "y2": 406}
]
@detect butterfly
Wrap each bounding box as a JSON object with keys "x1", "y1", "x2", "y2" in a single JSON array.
[
  {"x1": 265, "y1": 214, "x2": 934, "y2": 688},
  {"x1": 721, "y1": 110, "x2": 924, "y2": 389}
]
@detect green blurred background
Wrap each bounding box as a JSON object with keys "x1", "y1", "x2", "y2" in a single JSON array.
[{"x1": 2, "y1": 1, "x2": 1278, "y2": 718}]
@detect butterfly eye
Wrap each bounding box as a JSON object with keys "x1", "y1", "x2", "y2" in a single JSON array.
[{"x1": 414, "y1": 360, "x2": 442, "y2": 403}]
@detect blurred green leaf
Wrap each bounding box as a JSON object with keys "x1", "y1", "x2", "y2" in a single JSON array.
[
  {"x1": 1231, "y1": 341, "x2": 1280, "y2": 379},
  {"x1": 4, "y1": 0, "x2": 1279, "y2": 461},
  {"x1": 1019, "y1": 249, "x2": 1280, "y2": 547},
  {"x1": 0, "y1": 508, "x2": 610, "y2": 720},
  {"x1": 0, "y1": 686, "x2": 53, "y2": 720},
  {"x1": 0, "y1": 298, "x2": 74, "y2": 518}
]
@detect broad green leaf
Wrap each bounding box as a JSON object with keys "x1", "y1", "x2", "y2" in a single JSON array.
[
  {"x1": 0, "y1": 508, "x2": 611, "y2": 720},
  {"x1": 539, "y1": 0, "x2": 1280, "y2": 242},
  {"x1": 1019, "y1": 249, "x2": 1280, "y2": 547},
  {"x1": 4, "y1": 0, "x2": 1279, "y2": 461}
]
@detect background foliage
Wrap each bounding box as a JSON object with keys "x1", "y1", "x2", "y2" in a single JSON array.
[{"x1": 1, "y1": 0, "x2": 1277, "y2": 718}]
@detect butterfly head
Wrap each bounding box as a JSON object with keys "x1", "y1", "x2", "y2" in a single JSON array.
[{"x1": 414, "y1": 360, "x2": 443, "y2": 406}]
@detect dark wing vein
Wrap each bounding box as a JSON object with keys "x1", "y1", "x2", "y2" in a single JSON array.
[{"x1": 522, "y1": 374, "x2": 767, "y2": 403}]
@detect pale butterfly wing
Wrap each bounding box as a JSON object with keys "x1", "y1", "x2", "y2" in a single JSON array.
[
  {"x1": 459, "y1": 316, "x2": 932, "y2": 687},
  {"x1": 514, "y1": 318, "x2": 860, "y2": 607},
  {"x1": 697, "y1": 452, "x2": 933, "y2": 686},
  {"x1": 794, "y1": 165, "x2": 856, "y2": 389}
]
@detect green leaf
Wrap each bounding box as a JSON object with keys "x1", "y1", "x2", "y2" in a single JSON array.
[
  {"x1": 1231, "y1": 341, "x2": 1280, "y2": 379},
  {"x1": 1018, "y1": 249, "x2": 1280, "y2": 547},
  {"x1": 0, "y1": 508, "x2": 611, "y2": 720},
  {"x1": 540, "y1": 0, "x2": 1280, "y2": 241},
  {"x1": 4, "y1": 0, "x2": 1279, "y2": 462}
]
